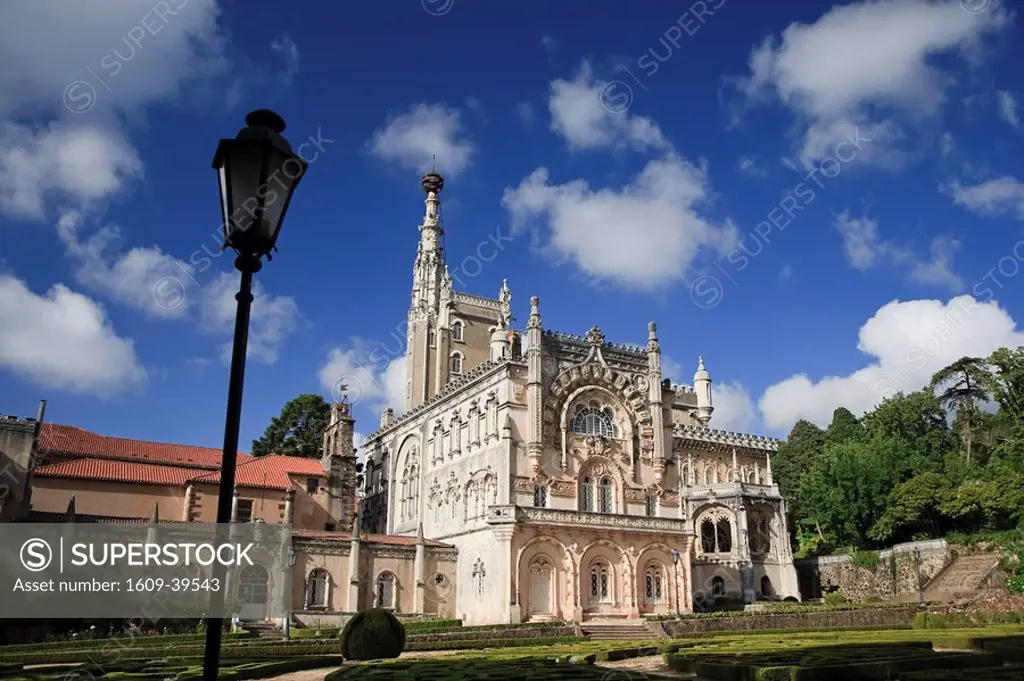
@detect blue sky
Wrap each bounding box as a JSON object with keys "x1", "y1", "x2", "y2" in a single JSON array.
[{"x1": 1, "y1": 0, "x2": 1023, "y2": 453}]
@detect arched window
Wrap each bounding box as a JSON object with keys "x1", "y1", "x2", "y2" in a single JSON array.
[
  {"x1": 761, "y1": 576, "x2": 773, "y2": 598},
  {"x1": 571, "y1": 402, "x2": 618, "y2": 437},
  {"x1": 716, "y1": 519, "x2": 732, "y2": 553},
  {"x1": 598, "y1": 477, "x2": 614, "y2": 513},
  {"x1": 533, "y1": 484, "x2": 547, "y2": 508},
  {"x1": 376, "y1": 572, "x2": 396, "y2": 609},
  {"x1": 579, "y1": 477, "x2": 594, "y2": 512},
  {"x1": 590, "y1": 561, "x2": 611, "y2": 602},
  {"x1": 428, "y1": 329, "x2": 436, "y2": 346},
  {"x1": 711, "y1": 575, "x2": 726, "y2": 597},
  {"x1": 400, "y1": 475, "x2": 408, "y2": 519},
  {"x1": 238, "y1": 564, "x2": 269, "y2": 605},
  {"x1": 452, "y1": 320, "x2": 464, "y2": 341},
  {"x1": 306, "y1": 569, "x2": 329, "y2": 608},
  {"x1": 450, "y1": 352, "x2": 463, "y2": 374},
  {"x1": 644, "y1": 564, "x2": 664, "y2": 604},
  {"x1": 701, "y1": 520, "x2": 716, "y2": 553},
  {"x1": 645, "y1": 494, "x2": 658, "y2": 517},
  {"x1": 704, "y1": 465, "x2": 716, "y2": 485}
]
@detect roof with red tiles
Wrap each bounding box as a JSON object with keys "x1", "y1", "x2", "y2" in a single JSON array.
[
  {"x1": 33, "y1": 457, "x2": 205, "y2": 487},
  {"x1": 292, "y1": 529, "x2": 453, "y2": 548},
  {"x1": 39, "y1": 424, "x2": 252, "y2": 469},
  {"x1": 190, "y1": 455, "x2": 326, "y2": 491}
]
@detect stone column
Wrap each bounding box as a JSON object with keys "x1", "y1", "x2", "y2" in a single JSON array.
[
  {"x1": 682, "y1": 540, "x2": 694, "y2": 614},
  {"x1": 283, "y1": 489, "x2": 295, "y2": 525},
  {"x1": 413, "y1": 523, "x2": 425, "y2": 613},
  {"x1": 526, "y1": 297, "x2": 544, "y2": 474},
  {"x1": 230, "y1": 485, "x2": 239, "y2": 522},
  {"x1": 492, "y1": 525, "x2": 519, "y2": 623},
  {"x1": 348, "y1": 515, "x2": 362, "y2": 610},
  {"x1": 735, "y1": 504, "x2": 755, "y2": 604},
  {"x1": 183, "y1": 484, "x2": 195, "y2": 521},
  {"x1": 646, "y1": 322, "x2": 667, "y2": 486}
]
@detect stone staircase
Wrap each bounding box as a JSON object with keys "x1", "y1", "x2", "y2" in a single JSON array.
[
  {"x1": 581, "y1": 620, "x2": 655, "y2": 640},
  {"x1": 923, "y1": 552, "x2": 1003, "y2": 601},
  {"x1": 242, "y1": 620, "x2": 286, "y2": 638}
]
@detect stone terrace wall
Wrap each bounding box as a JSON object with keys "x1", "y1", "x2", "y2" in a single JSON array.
[
  {"x1": 657, "y1": 606, "x2": 922, "y2": 636},
  {"x1": 795, "y1": 539, "x2": 950, "y2": 602}
]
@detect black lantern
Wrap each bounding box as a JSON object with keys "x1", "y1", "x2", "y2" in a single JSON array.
[{"x1": 212, "y1": 109, "x2": 307, "y2": 263}]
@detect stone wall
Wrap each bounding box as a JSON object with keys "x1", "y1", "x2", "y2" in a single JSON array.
[
  {"x1": 795, "y1": 539, "x2": 950, "y2": 602},
  {"x1": 656, "y1": 605, "x2": 922, "y2": 635}
]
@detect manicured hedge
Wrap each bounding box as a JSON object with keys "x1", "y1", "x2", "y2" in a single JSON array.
[
  {"x1": 408, "y1": 625, "x2": 573, "y2": 644},
  {"x1": 0, "y1": 656, "x2": 343, "y2": 681},
  {"x1": 404, "y1": 635, "x2": 585, "y2": 651},
  {"x1": 325, "y1": 658, "x2": 621, "y2": 680},
  {"x1": 0, "y1": 631, "x2": 253, "y2": 654}
]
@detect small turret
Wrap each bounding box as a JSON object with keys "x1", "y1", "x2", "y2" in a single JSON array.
[
  {"x1": 694, "y1": 355, "x2": 714, "y2": 427},
  {"x1": 489, "y1": 324, "x2": 510, "y2": 361}
]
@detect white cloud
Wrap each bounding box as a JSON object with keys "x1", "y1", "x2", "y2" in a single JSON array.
[
  {"x1": 759, "y1": 295, "x2": 1024, "y2": 433},
  {"x1": 834, "y1": 212, "x2": 963, "y2": 292},
  {"x1": 317, "y1": 343, "x2": 406, "y2": 415},
  {"x1": 57, "y1": 210, "x2": 193, "y2": 319},
  {"x1": 502, "y1": 155, "x2": 738, "y2": 290},
  {"x1": 547, "y1": 60, "x2": 669, "y2": 152},
  {"x1": 271, "y1": 35, "x2": 300, "y2": 86},
  {"x1": 945, "y1": 176, "x2": 1024, "y2": 220},
  {"x1": 736, "y1": 157, "x2": 767, "y2": 178},
  {"x1": 0, "y1": 0, "x2": 227, "y2": 119},
  {"x1": 367, "y1": 103, "x2": 476, "y2": 177},
  {"x1": 0, "y1": 122, "x2": 141, "y2": 220},
  {"x1": 779, "y1": 265, "x2": 794, "y2": 281},
  {"x1": 0, "y1": 274, "x2": 146, "y2": 396},
  {"x1": 0, "y1": 0, "x2": 229, "y2": 222},
  {"x1": 712, "y1": 380, "x2": 758, "y2": 433},
  {"x1": 998, "y1": 90, "x2": 1019, "y2": 128},
  {"x1": 737, "y1": 0, "x2": 1010, "y2": 167},
  {"x1": 200, "y1": 272, "x2": 300, "y2": 365}
]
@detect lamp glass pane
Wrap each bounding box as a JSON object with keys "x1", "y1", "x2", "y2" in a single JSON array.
[
  {"x1": 258, "y1": 146, "x2": 304, "y2": 247},
  {"x1": 226, "y1": 142, "x2": 267, "y2": 242}
]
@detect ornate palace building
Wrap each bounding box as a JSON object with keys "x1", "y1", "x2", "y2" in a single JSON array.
[
  {"x1": 356, "y1": 170, "x2": 800, "y2": 624},
  {"x1": 0, "y1": 169, "x2": 798, "y2": 629}
]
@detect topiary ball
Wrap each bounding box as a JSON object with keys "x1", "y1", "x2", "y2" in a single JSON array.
[{"x1": 339, "y1": 608, "x2": 405, "y2": 660}]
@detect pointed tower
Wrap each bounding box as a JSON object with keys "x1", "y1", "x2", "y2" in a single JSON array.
[
  {"x1": 406, "y1": 169, "x2": 452, "y2": 411},
  {"x1": 694, "y1": 355, "x2": 714, "y2": 427}
]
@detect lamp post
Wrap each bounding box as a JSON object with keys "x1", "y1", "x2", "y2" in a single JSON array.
[
  {"x1": 913, "y1": 548, "x2": 924, "y2": 604},
  {"x1": 202, "y1": 109, "x2": 308, "y2": 681},
  {"x1": 671, "y1": 549, "x2": 682, "y2": 617}
]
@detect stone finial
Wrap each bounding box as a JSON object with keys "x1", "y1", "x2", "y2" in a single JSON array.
[
  {"x1": 416, "y1": 522, "x2": 424, "y2": 542},
  {"x1": 585, "y1": 325, "x2": 605, "y2": 346},
  {"x1": 66, "y1": 495, "x2": 76, "y2": 520},
  {"x1": 149, "y1": 502, "x2": 159, "y2": 524},
  {"x1": 648, "y1": 321, "x2": 657, "y2": 338},
  {"x1": 528, "y1": 296, "x2": 542, "y2": 329},
  {"x1": 351, "y1": 513, "x2": 361, "y2": 540}
]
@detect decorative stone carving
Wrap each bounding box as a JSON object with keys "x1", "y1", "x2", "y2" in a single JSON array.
[
  {"x1": 585, "y1": 326, "x2": 605, "y2": 345},
  {"x1": 550, "y1": 480, "x2": 575, "y2": 497}
]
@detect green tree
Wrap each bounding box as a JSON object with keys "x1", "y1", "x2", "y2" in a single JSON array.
[
  {"x1": 860, "y1": 390, "x2": 952, "y2": 474},
  {"x1": 869, "y1": 472, "x2": 952, "y2": 543},
  {"x1": 929, "y1": 356, "x2": 990, "y2": 462},
  {"x1": 774, "y1": 419, "x2": 826, "y2": 501},
  {"x1": 825, "y1": 407, "x2": 863, "y2": 445},
  {"x1": 251, "y1": 393, "x2": 331, "y2": 458},
  {"x1": 798, "y1": 435, "x2": 910, "y2": 548}
]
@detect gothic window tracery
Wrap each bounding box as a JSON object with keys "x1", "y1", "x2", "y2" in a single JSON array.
[
  {"x1": 598, "y1": 477, "x2": 613, "y2": 513},
  {"x1": 579, "y1": 476, "x2": 594, "y2": 512},
  {"x1": 645, "y1": 494, "x2": 658, "y2": 517},
  {"x1": 644, "y1": 563, "x2": 665, "y2": 604},
  {"x1": 589, "y1": 560, "x2": 612, "y2": 602},
  {"x1": 698, "y1": 508, "x2": 733, "y2": 555},
  {"x1": 533, "y1": 484, "x2": 548, "y2": 508},
  {"x1": 571, "y1": 402, "x2": 618, "y2": 438}
]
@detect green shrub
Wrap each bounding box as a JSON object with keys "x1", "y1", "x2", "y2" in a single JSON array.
[
  {"x1": 823, "y1": 592, "x2": 848, "y2": 606},
  {"x1": 851, "y1": 551, "x2": 881, "y2": 570},
  {"x1": 912, "y1": 613, "x2": 949, "y2": 630},
  {"x1": 339, "y1": 609, "x2": 405, "y2": 661}
]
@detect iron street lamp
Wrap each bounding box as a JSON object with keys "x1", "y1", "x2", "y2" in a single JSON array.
[
  {"x1": 671, "y1": 549, "x2": 682, "y2": 617},
  {"x1": 913, "y1": 548, "x2": 924, "y2": 604},
  {"x1": 202, "y1": 109, "x2": 308, "y2": 681}
]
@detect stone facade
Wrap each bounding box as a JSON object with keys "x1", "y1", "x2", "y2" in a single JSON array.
[
  {"x1": 795, "y1": 540, "x2": 950, "y2": 601},
  {"x1": 358, "y1": 171, "x2": 801, "y2": 624},
  {"x1": 0, "y1": 402, "x2": 44, "y2": 522}
]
